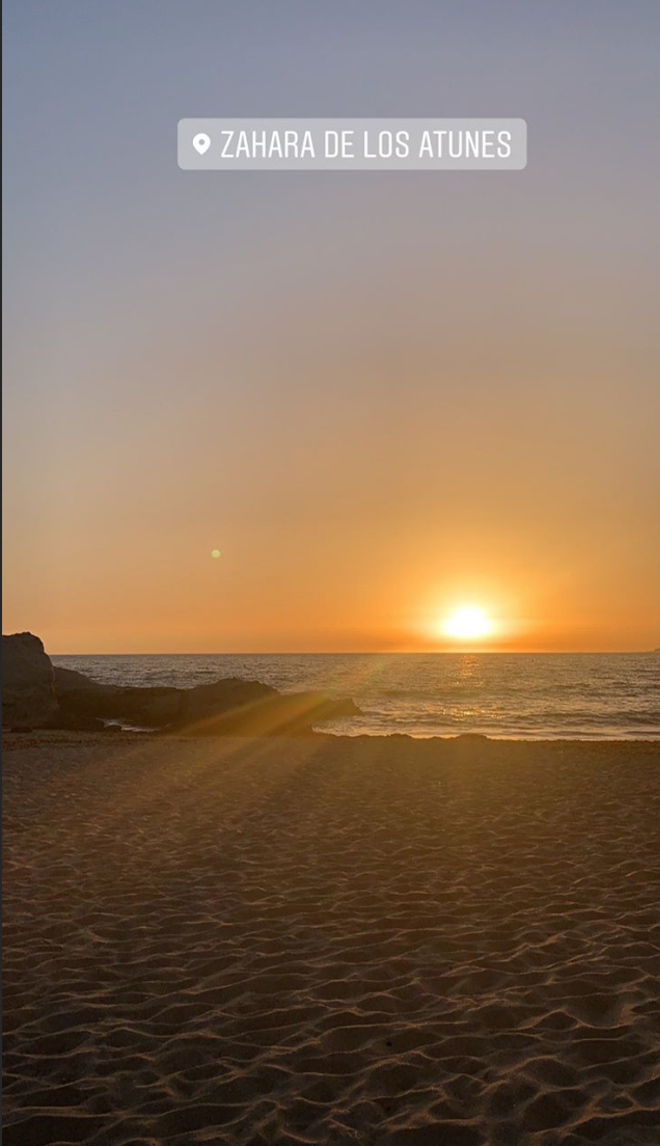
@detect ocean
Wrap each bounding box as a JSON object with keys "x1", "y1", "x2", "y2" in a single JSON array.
[{"x1": 51, "y1": 652, "x2": 660, "y2": 740}]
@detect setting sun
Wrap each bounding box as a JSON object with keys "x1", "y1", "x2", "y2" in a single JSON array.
[{"x1": 442, "y1": 606, "x2": 493, "y2": 641}]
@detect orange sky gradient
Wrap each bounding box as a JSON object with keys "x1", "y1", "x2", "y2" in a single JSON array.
[{"x1": 3, "y1": 4, "x2": 659, "y2": 654}]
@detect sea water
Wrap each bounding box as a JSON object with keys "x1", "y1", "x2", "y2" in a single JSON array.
[{"x1": 51, "y1": 653, "x2": 660, "y2": 740}]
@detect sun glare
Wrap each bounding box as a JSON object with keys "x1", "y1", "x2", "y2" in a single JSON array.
[{"x1": 442, "y1": 605, "x2": 493, "y2": 641}]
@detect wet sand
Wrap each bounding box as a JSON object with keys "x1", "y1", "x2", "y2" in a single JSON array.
[{"x1": 3, "y1": 732, "x2": 660, "y2": 1145}]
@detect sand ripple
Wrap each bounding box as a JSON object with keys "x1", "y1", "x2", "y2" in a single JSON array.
[{"x1": 3, "y1": 734, "x2": 660, "y2": 1144}]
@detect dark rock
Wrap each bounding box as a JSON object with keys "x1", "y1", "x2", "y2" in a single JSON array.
[
  {"x1": 54, "y1": 674, "x2": 279, "y2": 730},
  {"x1": 54, "y1": 668, "x2": 180, "y2": 727},
  {"x1": 52, "y1": 668, "x2": 124, "y2": 729},
  {"x1": 119, "y1": 687, "x2": 185, "y2": 727},
  {"x1": 162, "y1": 678, "x2": 361, "y2": 735},
  {"x1": 53, "y1": 666, "x2": 106, "y2": 692},
  {"x1": 170, "y1": 688, "x2": 362, "y2": 736},
  {"x1": 45, "y1": 655, "x2": 362, "y2": 736},
  {"x1": 55, "y1": 679, "x2": 184, "y2": 729},
  {"x1": 45, "y1": 710, "x2": 106, "y2": 732},
  {"x1": 56, "y1": 683, "x2": 126, "y2": 721},
  {"x1": 185, "y1": 677, "x2": 276, "y2": 719},
  {"x1": 2, "y1": 633, "x2": 59, "y2": 730}
]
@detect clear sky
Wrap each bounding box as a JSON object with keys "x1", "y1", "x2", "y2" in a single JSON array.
[{"x1": 3, "y1": 1, "x2": 659, "y2": 652}]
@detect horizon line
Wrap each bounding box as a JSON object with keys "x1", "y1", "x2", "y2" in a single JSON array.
[{"x1": 49, "y1": 648, "x2": 658, "y2": 657}]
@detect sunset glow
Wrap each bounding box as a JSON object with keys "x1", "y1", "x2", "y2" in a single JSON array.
[
  {"x1": 2, "y1": 4, "x2": 659, "y2": 657},
  {"x1": 441, "y1": 606, "x2": 494, "y2": 642}
]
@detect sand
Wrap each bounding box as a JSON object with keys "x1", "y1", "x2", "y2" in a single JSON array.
[{"x1": 3, "y1": 732, "x2": 660, "y2": 1146}]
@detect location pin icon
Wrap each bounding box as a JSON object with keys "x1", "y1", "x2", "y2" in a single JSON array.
[{"x1": 193, "y1": 133, "x2": 211, "y2": 156}]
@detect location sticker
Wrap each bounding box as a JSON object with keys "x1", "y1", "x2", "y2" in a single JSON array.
[{"x1": 193, "y1": 133, "x2": 211, "y2": 155}]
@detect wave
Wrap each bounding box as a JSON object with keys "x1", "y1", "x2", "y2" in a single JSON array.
[{"x1": 52, "y1": 653, "x2": 660, "y2": 741}]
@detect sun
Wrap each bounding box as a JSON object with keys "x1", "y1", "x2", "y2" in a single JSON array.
[{"x1": 442, "y1": 605, "x2": 493, "y2": 641}]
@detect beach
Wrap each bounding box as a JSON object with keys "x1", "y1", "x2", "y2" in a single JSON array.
[{"x1": 3, "y1": 732, "x2": 660, "y2": 1145}]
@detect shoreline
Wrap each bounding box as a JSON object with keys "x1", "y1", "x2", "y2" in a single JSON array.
[
  {"x1": 46, "y1": 651, "x2": 660, "y2": 742},
  {"x1": 4, "y1": 728, "x2": 660, "y2": 746}
]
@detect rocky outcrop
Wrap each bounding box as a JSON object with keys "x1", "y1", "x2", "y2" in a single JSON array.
[
  {"x1": 184, "y1": 677, "x2": 276, "y2": 720},
  {"x1": 170, "y1": 685, "x2": 361, "y2": 736},
  {"x1": 53, "y1": 666, "x2": 106, "y2": 692},
  {"x1": 2, "y1": 633, "x2": 60, "y2": 730},
  {"x1": 53, "y1": 666, "x2": 360, "y2": 735},
  {"x1": 54, "y1": 670, "x2": 184, "y2": 728},
  {"x1": 54, "y1": 671, "x2": 278, "y2": 729},
  {"x1": 2, "y1": 634, "x2": 361, "y2": 735}
]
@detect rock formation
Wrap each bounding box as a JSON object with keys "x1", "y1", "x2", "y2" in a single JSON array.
[
  {"x1": 53, "y1": 666, "x2": 360, "y2": 734},
  {"x1": 2, "y1": 633, "x2": 60, "y2": 729},
  {"x1": 3, "y1": 632, "x2": 361, "y2": 735}
]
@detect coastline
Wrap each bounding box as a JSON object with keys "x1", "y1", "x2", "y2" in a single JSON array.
[
  {"x1": 5, "y1": 727, "x2": 660, "y2": 745},
  {"x1": 49, "y1": 651, "x2": 660, "y2": 741},
  {"x1": 4, "y1": 732, "x2": 660, "y2": 1145}
]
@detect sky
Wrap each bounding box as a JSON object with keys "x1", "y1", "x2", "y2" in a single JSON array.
[{"x1": 3, "y1": 0, "x2": 659, "y2": 653}]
